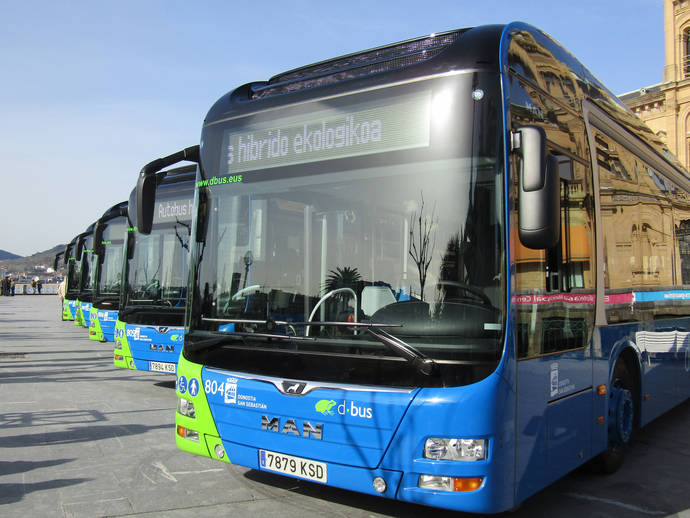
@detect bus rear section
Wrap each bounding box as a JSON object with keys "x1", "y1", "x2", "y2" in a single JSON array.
[
  {"x1": 114, "y1": 161, "x2": 197, "y2": 374},
  {"x1": 89, "y1": 201, "x2": 128, "y2": 342}
]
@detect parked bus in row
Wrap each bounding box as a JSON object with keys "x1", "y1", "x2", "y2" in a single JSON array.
[
  {"x1": 114, "y1": 151, "x2": 198, "y2": 373},
  {"x1": 165, "y1": 23, "x2": 690, "y2": 514},
  {"x1": 73, "y1": 223, "x2": 97, "y2": 329},
  {"x1": 62, "y1": 234, "x2": 82, "y2": 321},
  {"x1": 53, "y1": 250, "x2": 64, "y2": 309},
  {"x1": 89, "y1": 201, "x2": 128, "y2": 342}
]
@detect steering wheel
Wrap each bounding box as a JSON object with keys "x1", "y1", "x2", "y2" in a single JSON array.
[
  {"x1": 222, "y1": 284, "x2": 263, "y2": 313},
  {"x1": 305, "y1": 287, "x2": 357, "y2": 337},
  {"x1": 231, "y1": 284, "x2": 262, "y2": 301},
  {"x1": 436, "y1": 281, "x2": 493, "y2": 306},
  {"x1": 140, "y1": 279, "x2": 159, "y2": 298}
]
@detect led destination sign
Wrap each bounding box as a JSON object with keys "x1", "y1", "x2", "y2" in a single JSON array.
[
  {"x1": 152, "y1": 197, "x2": 194, "y2": 225},
  {"x1": 221, "y1": 91, "x2": 431, "y2": 175}
]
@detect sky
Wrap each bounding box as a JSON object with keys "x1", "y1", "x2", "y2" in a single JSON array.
[{"x1": 0, "y1": 0, "x2": 665, "y2": 257}]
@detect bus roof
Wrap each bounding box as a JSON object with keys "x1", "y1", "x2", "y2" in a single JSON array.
[{"x1": 204, "y1": 22, "x2": 687, "y2": 181}]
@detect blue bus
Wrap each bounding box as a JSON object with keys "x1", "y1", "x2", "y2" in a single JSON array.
[
  {"x1": 170, "y1": 24, "x2": 690, "y2": 513},
  {"x1": 73, "y1": 223, "x2": 97, "y2": 329},
  {"x1": 89, "y1": 201, "x2": 128, "y2": 342},
  {"x1": 114, "y1": 151, "x2": 198, "y2": 374}
]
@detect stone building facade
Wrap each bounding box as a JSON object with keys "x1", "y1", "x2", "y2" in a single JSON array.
[{"x1": 620, "y1": 0, "x2": 690, "y2": 170}]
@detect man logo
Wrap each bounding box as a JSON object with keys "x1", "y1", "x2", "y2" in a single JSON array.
[
  {"x1": 149, "y1": 344, "x2": 174, "y2": 352},
  {"x1": 261, "y1": 416, "x2": 323, "y2": 440},
  {"x1": 281, "y1": 381, "x2": 307, "y2": 395}
]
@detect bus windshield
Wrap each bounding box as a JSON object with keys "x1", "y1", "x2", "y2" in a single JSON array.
[
  {"x1": 66, "y1": 244, "x2": 79, "y2": 299},
  {"x1": 78, "y1": 234, "x2": 97, "y2": 301},
  {"x1": 189, "y1": 72, "x2": 505, "y2": 387},
  {"x1": 123, "y1": 205, "x2": 191, "y2": 310},
  {"x1": 96, "y1": 217, "x2": 127, "y2": 301}
]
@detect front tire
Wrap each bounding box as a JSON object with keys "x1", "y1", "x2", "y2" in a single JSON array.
[{"x1": 593, "y1": 358, "x2": 636, "y2": 474}]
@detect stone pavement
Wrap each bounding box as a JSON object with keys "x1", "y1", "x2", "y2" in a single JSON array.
[{"x1": 1, "y1": 295, "x2": 689, "y2": 517}]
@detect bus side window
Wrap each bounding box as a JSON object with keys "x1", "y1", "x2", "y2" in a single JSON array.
[
  {"x1": 514, "y1": 156, "x2": 595, "y2": 358},
  {"x1": 596, "y1": 131, "x2": 683, "y2": 322}
]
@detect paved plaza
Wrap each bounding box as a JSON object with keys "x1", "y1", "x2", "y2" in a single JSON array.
[{"x1": 1, "y1": 295, "x2": 689, "y2": 517}]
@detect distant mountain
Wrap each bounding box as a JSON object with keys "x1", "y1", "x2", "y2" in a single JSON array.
[
  {"x1": 0, "y1": 244, "x2": 66, "y2": 278},
  {"x1": 0, "y1": 249, "x2": 22, "y2": 260}
]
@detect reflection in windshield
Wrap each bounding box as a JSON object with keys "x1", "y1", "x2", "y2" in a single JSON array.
[
  {"x1": 78, "y1": 234, "x2": 97, "y2": 300},
  {"x1": 195, "y1": 156, "x2": 503, "y2": 360},
  {"x1": 66, "y1": 254, "x2": 80, "y2": 298},
  {"x1": 123, "y1": 221, "x2": 190, "y2": 308},
  {"x1": 189, "y1": 73, "x2": 505, "y2": 386},
  {"x1": 96, "y1": 218, "x2": 126, "y2": 298}
]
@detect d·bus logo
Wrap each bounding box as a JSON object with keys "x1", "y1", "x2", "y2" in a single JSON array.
[{"x1": 315, "y1": 399, "x2": 373, "y2": 419}]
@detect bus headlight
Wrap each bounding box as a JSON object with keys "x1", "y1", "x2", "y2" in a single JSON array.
[
  {"x1": 424, "y1": 438, "x2": 487, "y2": 461},
  {"x1": 177, "y1": 398, "x2": 196, "y2": 418}
]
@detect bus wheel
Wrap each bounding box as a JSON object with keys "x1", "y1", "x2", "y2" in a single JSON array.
[{"x1": 593, "y1": 359, "x2": 635, "y2": 474}]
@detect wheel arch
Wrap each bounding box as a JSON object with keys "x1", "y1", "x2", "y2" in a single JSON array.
[{"x1": 610, "y1": 344, "x2": 642, "y2": 428}]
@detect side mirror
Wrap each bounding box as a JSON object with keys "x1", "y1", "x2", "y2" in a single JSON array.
[
  {"x1": 126, "y1": 229, "x2": 136, "y2": 260},
  {"x1": 515, "y1": 126, "x2": 560, "y2": 249},
  {"x1": 135, "y1": 145, "x2": 200, "y2": 235},
  {"x1": 76, "y1": 239, "x2": 84, "y2": 261},
  {"x1": 195, "y1": 183, "x2": 208, "y2": 244},
  {"x1": 94, "y1": 223, "x2": 105, "y2": 257},
  {"x1": 136, "y1": 171, "x2": 157, "y2": 235}
]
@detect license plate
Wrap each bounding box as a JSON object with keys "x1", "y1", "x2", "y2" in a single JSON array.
[
  {"x1": 149, "y1": 361, "x2": 176, "y2": 373},
  {"x1": 259, "y1": 449, "x2": 327, "y2": 483}
]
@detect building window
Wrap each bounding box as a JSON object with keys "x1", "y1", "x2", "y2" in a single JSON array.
[{"x1": 684, "y1": 28, "x2": 690, "y2": 78}]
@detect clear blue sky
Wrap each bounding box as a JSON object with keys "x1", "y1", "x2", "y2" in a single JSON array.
[{"x1": 0, "y1": 0, "x2": 664, "y2": 257}]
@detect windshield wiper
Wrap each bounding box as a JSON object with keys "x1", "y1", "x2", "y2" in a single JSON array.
[
  {"x1": 186, "y1": 330, "x2": 315, "y2": 353},
  {"x1": 193, "y1": 319, "x2": 436, "y2": 375},
  {"x1": 185, "y1": 334, "x2": 244, "y2": 353},
  {"x1": 292, "y1": 321, "x2": 437, "y2": 376},
  {"x1": 364, "y1": 327, "x2": 438, "y2": 376}
]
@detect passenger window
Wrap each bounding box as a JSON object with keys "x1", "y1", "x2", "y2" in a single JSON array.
[
  {"x1": 595, "y1": 130, "x2": 687, "y2": 321},
  {"x1": 513, "y1": 153, "x2": 595, "y2": 358}
]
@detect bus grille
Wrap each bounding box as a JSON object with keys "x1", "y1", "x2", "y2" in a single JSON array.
[{"x1": 251, "y1": 30, "x2": 465, "y2": 99}]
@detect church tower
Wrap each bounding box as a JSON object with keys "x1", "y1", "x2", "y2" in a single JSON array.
[{"x1": 620, "y1": 0, "x2": 690, "y2": 170}]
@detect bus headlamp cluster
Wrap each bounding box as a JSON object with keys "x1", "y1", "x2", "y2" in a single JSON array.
[
  {"x1": 424, "y1": 438, "x2": 487, "y2": 461},
  {"x1": 418, "y1": 475, "x2": 483, "y2": 492},
  {"x1": 177, "y1": 398, "x2": 196, "y2": 418},
  {"x1": 176, "y1": 425, "x2": 199, "y2": 442}
]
